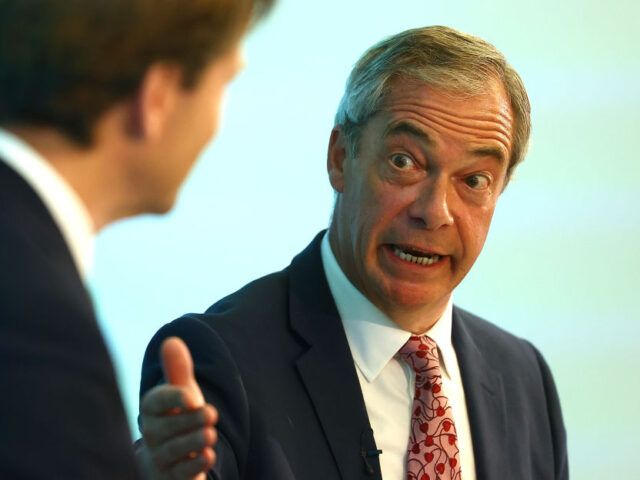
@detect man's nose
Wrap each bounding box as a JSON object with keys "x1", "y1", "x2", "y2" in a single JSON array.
[{"x1": 407, "y1": 178, "x2": 454, "y2": 230}]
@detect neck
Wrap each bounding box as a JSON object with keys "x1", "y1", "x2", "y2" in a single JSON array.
[
  {"x1": 8, "y1": 126, "x2": 127, "y2": 231},
  {"x1": 383, "y1": 296, "x2": 451, "y2": 334}
]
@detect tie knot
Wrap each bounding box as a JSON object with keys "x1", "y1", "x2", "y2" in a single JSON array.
[{"x1": 398, "y1": 335, "x2": 440, "y2": 377}]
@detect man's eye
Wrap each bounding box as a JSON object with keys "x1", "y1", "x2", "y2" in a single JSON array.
[
  {"x1": 465, "y1": 174, "x2": 490, "y2": 189},
  {"x1": 390, "y1": 154, "x2": 414, "y2": 170}
]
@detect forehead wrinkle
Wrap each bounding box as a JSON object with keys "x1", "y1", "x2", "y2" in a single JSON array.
[
  {"x1": 383, "y1": 120, "x2": 433, "y2": 145},
  {"x1": 384, "y1": 102, "x2": 513, "y2": 156},
  {"x1": 387, "y1": 102, "x2": 512, "y2": 134}
]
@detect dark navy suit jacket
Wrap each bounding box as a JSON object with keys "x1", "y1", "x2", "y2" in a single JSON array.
[
  {"x1": 0, "y1": 160, "x2": 139, "y2": 478},
  {"x1": 141, "y1": 231, "x2": 568, "y2": 480}
]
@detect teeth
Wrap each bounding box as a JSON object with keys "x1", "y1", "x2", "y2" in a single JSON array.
[{"x1": 392, "y1": 246, "x2": 441, "y2": 265}]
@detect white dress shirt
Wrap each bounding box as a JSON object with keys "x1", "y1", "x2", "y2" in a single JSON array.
[
  {"x1": 321, "y1": 232, "x2": 476, "y2": 480},
  {"x1": 0, "y1": 128, "x2": 95, "y2": 280}
]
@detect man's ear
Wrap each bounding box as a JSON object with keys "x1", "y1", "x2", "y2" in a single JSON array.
[
  {"x1": 128, "y1": 63, "x2": 182, "y2": 141},
  {"x1": 327, "y1": 125, "x2": 348, "y2": 193}
]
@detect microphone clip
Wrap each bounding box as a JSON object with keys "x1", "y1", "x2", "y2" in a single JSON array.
[{"x1": 360, "y1": 430, "x2": 382, "y2": 477}]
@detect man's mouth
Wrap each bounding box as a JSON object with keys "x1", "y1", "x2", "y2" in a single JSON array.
[{"x1": 390, "y1": 245, "x2": 442, "y2": 266}]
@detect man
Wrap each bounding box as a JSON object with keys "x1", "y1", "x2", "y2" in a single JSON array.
[
  {"x1": 0, "y1": 0, "x2": 272, "y2": 478},
  {"x1": 140, "y1": 26, "x2": 568, "y2": 479}
]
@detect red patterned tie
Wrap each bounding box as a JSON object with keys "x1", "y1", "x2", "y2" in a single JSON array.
[{"x1": 399, "y1": 335, "x2": 462, "y2": 480}]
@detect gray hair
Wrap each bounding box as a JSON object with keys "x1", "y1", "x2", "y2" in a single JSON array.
[{"x1": 334, "y1": 26, "x2": 531, "y2": 184}]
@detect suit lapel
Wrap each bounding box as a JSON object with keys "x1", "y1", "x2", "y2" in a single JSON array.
[
  {"x1": 289, "y1": 232, "x2": 382, "y2": 480},
  {"x1": 452, "y1": 308, "x2": 508, "y2": 479},
  {"x1": 0, "y1": 160, "x2": 84, "y2": 283}
]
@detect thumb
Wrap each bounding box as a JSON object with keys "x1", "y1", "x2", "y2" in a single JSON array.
[{"x1": 160, "y1": 336, "x2": 205, "y2": 410}]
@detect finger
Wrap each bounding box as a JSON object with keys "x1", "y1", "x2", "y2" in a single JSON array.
[
  {"x1": 140, "y1": 384, "x2": 190, "y2": 417},
  {"x1": 161, "y1": 337, "x2": 204, "y2": 409},
  {"x1": 142, "y1": 406, "x2": 216, "y2": 447},
  {"x1": 151, "y1": 426, "x2": 216, "y2": 471},
  {"x1": 203, "y1": 403, "x2": 218, "y2": 426},
  {"x1": 166, "y1": 447, "x2": 215, "y2": 479}
]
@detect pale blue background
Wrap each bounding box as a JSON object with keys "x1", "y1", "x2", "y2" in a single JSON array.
[{"x1": 90, "y1": 1, "x2": 640, "y2": 478}]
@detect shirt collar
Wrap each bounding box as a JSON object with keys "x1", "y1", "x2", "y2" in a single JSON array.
[
  {"x1": 0, "y1": 128, "x2": 95, "y2": 281},
  {"x1": 321, "y1": 231, "x2": 454, "y2": 382}
]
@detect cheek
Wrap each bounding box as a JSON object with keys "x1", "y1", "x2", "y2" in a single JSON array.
[
  {"x1": 341, "y1": 185, "x2": 378, "y2": 256},
  {"x1": 343, "y1": 166, "x2": 409, "y2": 255},
  {"x1": 191, "y1": 83, "x2": 226, "y2": 142},
  {"x1": 458, "y1": 206, "x2": 495, "y2": 258},
  {"x1": 360, "y1": 188, "x2": 409, "y2": 252},
  {"x1": 207, "y1": 91, "x2": 226, "y2": 137},
  {"x1": 376, "y1": 182, "x2": 418, "y2": 224}
]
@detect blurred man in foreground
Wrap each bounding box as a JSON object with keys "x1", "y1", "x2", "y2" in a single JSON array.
[
  {"x1": 140, "y1": 26, "x2": 568, "y2": 479},
  {"x1": 0, "y1": 0, "x2": 272, "y2": 478}
]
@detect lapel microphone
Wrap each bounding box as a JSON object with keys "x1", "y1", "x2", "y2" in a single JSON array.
[{"x1": 360, "y1": 430, "x2": 383, "y2": 476}]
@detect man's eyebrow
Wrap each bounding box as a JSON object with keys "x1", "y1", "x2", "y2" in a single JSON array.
[
  {"x1": 384, "y1": 122, "x2": 432, "y2": 145},
  {"x1": 384, "y1": 121, "x2": 507, "y2": 164},
  {"x1": 469, "y1": 147, "x2": 507, "y2": 164}
]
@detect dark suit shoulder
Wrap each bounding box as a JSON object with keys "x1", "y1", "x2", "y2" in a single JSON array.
[
  {"x1": 142, "y1": 266, "x2": 293, "y2": 393},
  {"x1": 453, "y1": 305, "x2": 541, "y2": 365},
  {"x1": 171, "y1": 268, "x2": 296, "y2": 352},
  {"x1": 453, "y1": 305, "x2": 561, "y2": 403},
  {"x1": 453, "y1": 306, "x2": 568, "y2": 480},
  {"x1": 205, "y1": 268, "x2": 289, "y2": 320}
]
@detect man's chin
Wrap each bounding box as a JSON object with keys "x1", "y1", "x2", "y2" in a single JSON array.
[
  {"x1": 152, "y1": 201, "x2": 175, "y2": 215},
  {"x1": 376, "y1": 281, "x2": 451, "y2": 323},
  {"x1": 141, "y1": 190, "x2": 180, "y2": 216}
]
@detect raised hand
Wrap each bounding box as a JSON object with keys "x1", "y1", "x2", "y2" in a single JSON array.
[{"x1": 137, "y1": 337, "x2": 217, "y2": 480}]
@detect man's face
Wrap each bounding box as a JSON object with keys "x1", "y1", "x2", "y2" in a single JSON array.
[
  {"x1": 136, "y1": 43, "x2": 245, "y2": 213},
  {"x1": 328, "y1": 78, "x2": 514, "y2": 326}
]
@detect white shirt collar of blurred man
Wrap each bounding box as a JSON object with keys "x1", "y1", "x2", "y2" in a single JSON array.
[{"x1": 0, "y1": 128, "x2": 94, "y2": 281}]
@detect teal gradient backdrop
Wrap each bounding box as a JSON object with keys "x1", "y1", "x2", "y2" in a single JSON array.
[{"x1": 90, "y1": 1, "x2": 640, "y2": 478}]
